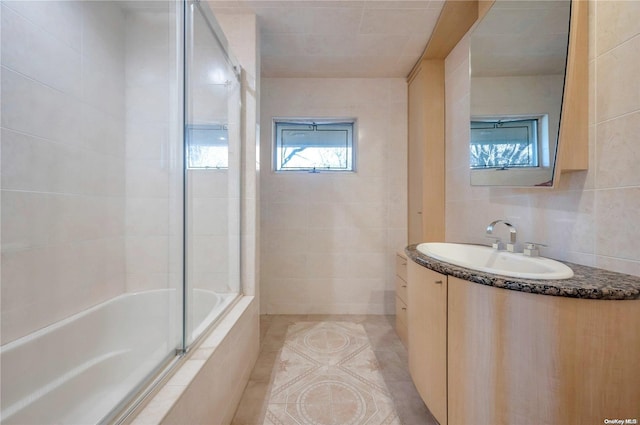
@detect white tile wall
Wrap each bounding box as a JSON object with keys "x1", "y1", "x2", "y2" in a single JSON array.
[
  {"x1": 1, "y1": 4, "x2": 82, "y2": 97},
  {"x1": 1, "y1": 0, "x2": 127, "y2": 344},
  {"x1": 260, "y1": 78, "x2": 408, "y2": 314},
  {"x1": 444, "y1": 1, "x2": 640, "y2": 277},
  {"x1": 1, "y1": 67, "x2": 84, "y2": 147}
]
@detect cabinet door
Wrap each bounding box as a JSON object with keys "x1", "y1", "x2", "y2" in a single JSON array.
[
  {"x1": 408, "y1": 68, "x2": 425, "y2": 244},
  {"x1": 407, "y1": 60, "x2": 445, "y2": 244},
  {"x1": 407, "y1": 260, "x2": 447, "y2": 425}
]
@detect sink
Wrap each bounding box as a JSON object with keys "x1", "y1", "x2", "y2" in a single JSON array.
[{"x1": 416, "y1": 242, "x2": 574, "y2": 280}]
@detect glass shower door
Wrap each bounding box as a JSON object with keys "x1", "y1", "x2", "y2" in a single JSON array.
[
  {"x1": 0, "y1": 1, "x2": 184, "y2": 423},
  {"x1": 184, "y1": 0, "x2": 241, "y2": 346}
]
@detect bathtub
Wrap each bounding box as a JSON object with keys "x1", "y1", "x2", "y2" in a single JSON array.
[
  {"x1": 0, "y1": 289, "x2": 180, "y2": 425},
  {"x1": 189, "y1": 289, "x2": 238, "y2": 343}
]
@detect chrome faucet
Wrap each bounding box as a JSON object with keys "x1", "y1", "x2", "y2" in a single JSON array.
[{"x1": 486, "y1": 220, "x2": 517, "y2": 252}]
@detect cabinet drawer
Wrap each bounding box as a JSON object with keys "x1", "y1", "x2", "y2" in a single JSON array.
[
  {"x1": 395, "y1": 275, "x2": 408, "y2": 304},
  {"x1": 396, "y1": 296, "x2": 408, "y2": 325},
  {"x1": 396, "y1": 253, "x2": 408, "y2": 282},
  {"x1": 395, "y1": 296, "x2": 408, "y2": 347}
]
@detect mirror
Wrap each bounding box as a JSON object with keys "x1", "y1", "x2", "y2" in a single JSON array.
[{"x1": 470, "y1": 0, "x2": 571, "y2": 187}]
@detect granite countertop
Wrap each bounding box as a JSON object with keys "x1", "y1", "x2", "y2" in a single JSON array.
[{"x1": 405, "y1": 244, "x2": 640, "y2": 300}]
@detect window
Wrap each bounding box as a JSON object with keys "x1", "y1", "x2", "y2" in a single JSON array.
[
  {"x1": 186, "y1": 124, "x2": 228, "y2": 169},
  {"x1": 470, "y1": 119, "x2": 539, "y2": 169},
  {"x1": 274, "y1": 119, "x2": 355, "y2": 171}
]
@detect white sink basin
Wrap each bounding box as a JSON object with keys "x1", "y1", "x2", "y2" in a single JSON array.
[{"x1": 416, "y1": 242, "x2": 574, "y2": 280}]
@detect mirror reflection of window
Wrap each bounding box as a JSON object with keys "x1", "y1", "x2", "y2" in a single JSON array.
[{"x1": 470, "y1": 119, "x2": 539, "y2": 169}]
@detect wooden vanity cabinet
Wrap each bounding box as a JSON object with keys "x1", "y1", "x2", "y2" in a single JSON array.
[
  {"x1": 407, "y1": 260, "x2": 448, "y2": 425},
  {"x1": 406, "y1": 252, "x2": 640, "y2": 425},
  {"x1": 447, "y1": 276, "x2": 640, "y2": 425}
]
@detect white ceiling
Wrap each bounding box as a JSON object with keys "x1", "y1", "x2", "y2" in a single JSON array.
[{"x1": 208, "y1": 0, "x2": 445, "y2": 78}]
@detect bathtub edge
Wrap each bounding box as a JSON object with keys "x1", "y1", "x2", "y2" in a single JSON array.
[{"x1": 127, "y1": 295, "x2": 259, "y2": 425}]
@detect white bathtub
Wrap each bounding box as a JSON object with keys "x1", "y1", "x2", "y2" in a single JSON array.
[
  {"x1": 189, "y1": 289, "x2": 237, "y2": 343},
  {"x1": 0, "y1": 289, "x2": 180, "y2": 425}
]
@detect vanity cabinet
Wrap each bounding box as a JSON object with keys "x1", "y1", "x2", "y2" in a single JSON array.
[
  {"x1": 395, "y1": 253, "x2": 409, "y2": 347},
  {"x1": 407, "y1": 260, "x2": 447, "y2": 425},
  {"x1": 447, "y1": 276, "x2": 640, "y2": 424},
  {"x1": 405, "y1": 250, "x2": 640, "y2": 425}
]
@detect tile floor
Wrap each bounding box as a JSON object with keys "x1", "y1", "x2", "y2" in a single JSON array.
[{"x1": 231, "y1": 315, "x2": 438, "y2": 425}]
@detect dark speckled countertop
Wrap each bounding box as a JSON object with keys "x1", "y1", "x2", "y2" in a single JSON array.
[{"x1": 405, "y1": 244, "x2": 640, "y2": 300}]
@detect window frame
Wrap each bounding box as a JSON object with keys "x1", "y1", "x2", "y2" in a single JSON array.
[
  {"x1": 272, "y1": 118, "x2": 357, "y2": 173},
  {"x1": 470, "y1": 117, "x2": 541, "y2": 170}
]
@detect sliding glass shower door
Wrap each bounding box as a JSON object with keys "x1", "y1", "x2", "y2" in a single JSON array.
[
  {"x1": 184, "y1": 1, "x2": 242, "y2": 345},
  {"x1": 1, "y1": 0, "x2": 242, "y2": 422},
  {"x1": 0, "y1": 1, "x2": 184, "y2": 423}
]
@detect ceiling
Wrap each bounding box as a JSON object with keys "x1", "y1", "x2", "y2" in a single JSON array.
[{"x1": 208, "y1": 0, "x2": 445, "y2": 78}]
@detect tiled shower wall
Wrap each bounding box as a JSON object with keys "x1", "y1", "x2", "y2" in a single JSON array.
[
  {"x1": 260, "y1": 78, "x2": 408, "y2": 314},
  {"x1": 445, "y1": 1, "x2": 640, "y2": 276},
  {"x1": 1, "y1": 1, "x2": 127, "y2": 343}
]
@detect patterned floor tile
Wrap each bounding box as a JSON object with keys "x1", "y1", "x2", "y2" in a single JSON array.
[
  {"x1": 266, "y1": 322, "x2": 400, "y2": 425},
  {"x1": 231, "y1": 315, "x2": 438, "y2": 425}
]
